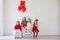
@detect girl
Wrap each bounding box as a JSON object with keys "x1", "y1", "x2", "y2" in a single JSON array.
[
  {"x1": 21, "y1": 17, "x2": 28, "y2": 37},
  {"x1": 14, "y1": 21, "x2": 22, "y2": 39},
  {"x1": 26, "y1": 18, "x2": 32, "y2": 34},
  {"x1": 21, "y1": 17, "x2": 27, "y2": 28},
  {"x1": 32, "y1": 19, "x2": 39, "y2": 38}
]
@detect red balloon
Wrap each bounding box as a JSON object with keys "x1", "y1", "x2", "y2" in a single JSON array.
[
  {"x1": 20, "y1": 1, "x2": 25, "y2": 5},
  {"x1": 18, "y1": 6, "x2": 21, "y2": 11},
  {"x1": 18, "y1": 1, "x2": 26, "y2": 12},
  {"x1": 22, "y1": 7, "x2": 26, "y2": 12}
]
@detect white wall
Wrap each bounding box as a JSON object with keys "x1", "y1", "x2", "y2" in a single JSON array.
[
  {"x1": 4, "y1": 0, "x2": 59, "y2": 35},
  {"x1": 58, "y1": 0, "x2": 60, "y2": 35},
  {"x1": 0, "y1": 0, "x2": 3, "y2": 35}
]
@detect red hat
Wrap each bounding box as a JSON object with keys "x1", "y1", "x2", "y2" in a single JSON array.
[{"x1": 35, "y1": 19, "x2": 38, "y2": 21}]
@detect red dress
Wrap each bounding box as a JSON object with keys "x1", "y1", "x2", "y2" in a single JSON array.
[
  {"x1": 23, "y1": 23, "x2": 27, "y2": 28},
  {"x1": 14, "y1": 25, "x2": 22, "y2": 31},
  {"x1": 22, "y1": 21, "x2": 27, "y2": 28},
  {"x1": 32, "y1": 24, "x2": 38, "y2": 32}
]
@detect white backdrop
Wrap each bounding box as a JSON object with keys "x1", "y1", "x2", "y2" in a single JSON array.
[
  {"x1": 59, "y1": 0, "x2": 60, "y2": 35},
  {"x1": 3, "y1": 0, "x2": 59, "y2": 35},
  {"x1": 0, "y1": 0, "x2": 3, "y2": 35}
]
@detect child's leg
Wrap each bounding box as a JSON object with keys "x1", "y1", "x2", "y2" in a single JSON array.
[
  {"x1": 14, "y1": 30, "x2": 17, "y2": 39},
  {"x1": 33, "y1": 32, "x2": 35, "y2": 38},
  {"x1": 21, "y1": 31, "x2": 23, "y2": 38},
  {"x1": 36, "y1": 32, "x2": 38, "y2": 38}
]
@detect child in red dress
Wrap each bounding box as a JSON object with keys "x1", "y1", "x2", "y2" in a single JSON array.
[
  {"x1": 32, "y1": 19, "x2": 39, "y2": 38},
  {"x1": 21, "y1": 17, "x2": 27, "y2": 28},
  {"x1": 21, "y1": 17, "x2": 28, "y2": 37},
  {"x1": 14, "y1": 21, "x2": 22, "y2": 39},
  {"x1": 14, "y1": 21, "x2": 22, "y2": 31}
]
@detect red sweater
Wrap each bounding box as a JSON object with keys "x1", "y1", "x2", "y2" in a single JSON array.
[
  {"x1": 14, "y1": 25, "x2": 22, "y2": 31},
  {"x1": 32, "y1": 24, "x2": 38, "y2": 32}
]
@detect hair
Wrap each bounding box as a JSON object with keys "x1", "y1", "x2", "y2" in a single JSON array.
[
  {"x1": 33, "y1": 20, "x2": 38, "y2": 27},
  {"x1": 28, "y1": 18, "x2": 31, "y2": 23},
  {"x1": 16, "y1": 21, "x2": 20, "y2": 25},
  {"x1": 24, "y1": 17, "x2": 26, "y2": 20}
]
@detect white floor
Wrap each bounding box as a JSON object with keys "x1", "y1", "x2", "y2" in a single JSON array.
[{"x1": 0, "y1": 35, "x2": 60, "y2": 40}]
